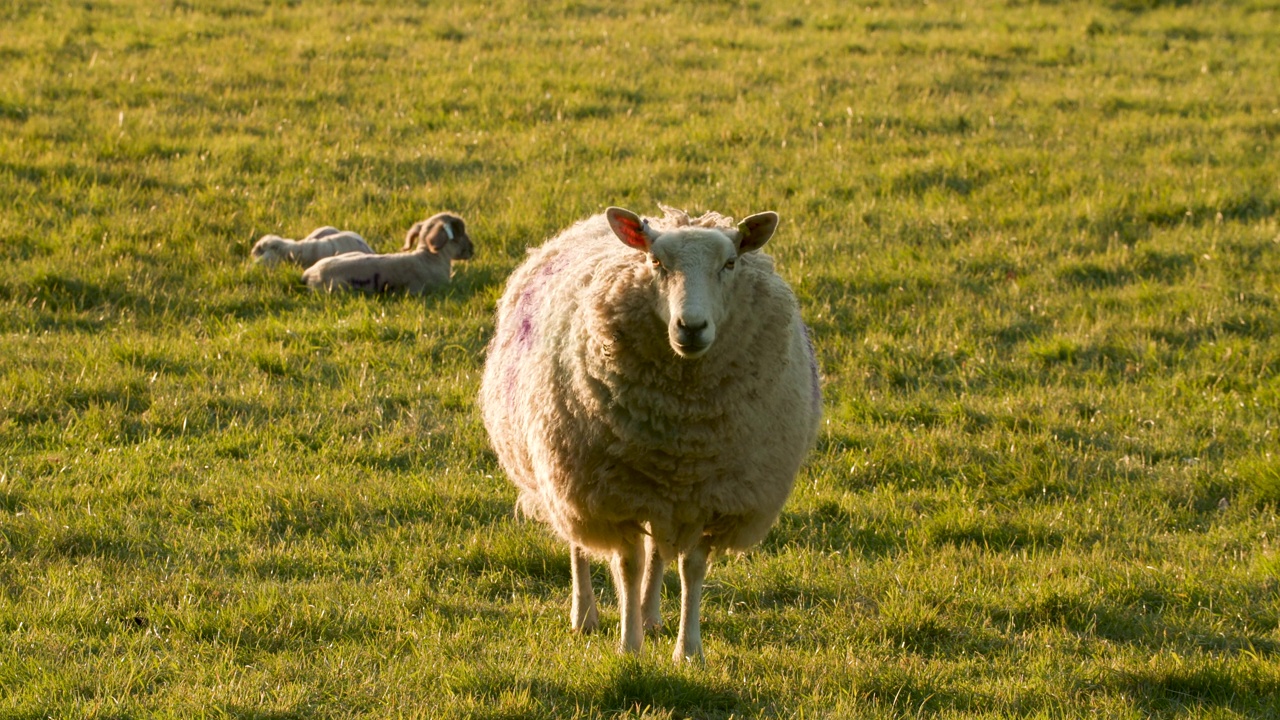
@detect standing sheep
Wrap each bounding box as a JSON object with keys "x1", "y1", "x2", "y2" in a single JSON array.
[
  {"x1": 480, "y1": 205, "x2": 822, "y2": 661},
  {"x1": 251, "y1": 226, "x2": 374, "y2": 268},
  {"x1": 301, "y1": 212, "x2": 473, "y2": 295}
]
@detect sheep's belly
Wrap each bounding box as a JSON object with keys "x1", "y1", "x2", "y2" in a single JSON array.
[{"x1": 542, "y1": 388, "x2": 807, "y2": 544}]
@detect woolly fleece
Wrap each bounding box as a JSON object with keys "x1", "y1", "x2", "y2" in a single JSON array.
[{"x1": 481, "y1": 205, "x2": 821, "y2": 582}]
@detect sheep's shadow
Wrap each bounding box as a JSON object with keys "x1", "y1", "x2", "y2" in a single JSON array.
[
  {"x1": 454, "y1": 657, "x2": 761, "y2": 718},
  {"x1": 412, "y1": 262, "x2": 505, "y2": 306}
]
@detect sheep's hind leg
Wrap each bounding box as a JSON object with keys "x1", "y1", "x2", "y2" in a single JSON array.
[
  {"x1": 611, "y1": 539, "x2": 646, "y2": 654},
  {"x1": 569, "y1": 544, "x2": 598, "y2": 633},
  {"x1": 673, "y1": 538, "x2": 712, "y2": 662},
  {"x1": 640, "y1": 533, "x2": 667, "y2": 633}
]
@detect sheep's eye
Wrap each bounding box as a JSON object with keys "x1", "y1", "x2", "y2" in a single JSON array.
[
  {"x1": 650, "y1": 255, "x2": 664, "y2": 271},
  {"x1": 723, "y1": 258, "x2": 736, "y2": 271}
]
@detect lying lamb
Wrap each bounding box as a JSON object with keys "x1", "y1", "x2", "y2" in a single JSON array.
[
  {"x1": 301, "y1": 212, "x2": 473, "y2": 295},
  {"x1": 480, "y1": 205, "x2": 822, "y2": 661},
  {"x1": 250, "y1": 226, "x2": 373, "y2": 268}
]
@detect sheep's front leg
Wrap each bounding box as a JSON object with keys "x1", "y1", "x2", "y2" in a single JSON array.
[
  {"x1": 611, "y1": 540, "x2": 646, "y2": 654},
  {"x1": 640, "y1": 533, "x2": 667, "y2": 633},
  {"x1": 673, "y1": 539, "x2": 712, "y2": 662},
  {"x1": 570, "y1": 544, "x2": 598, "y2": 633}
]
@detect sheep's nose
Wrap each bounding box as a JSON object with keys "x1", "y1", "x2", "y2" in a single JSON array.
[{"x1": 677, "y1": 318, "x2": 707, "y2": 332}]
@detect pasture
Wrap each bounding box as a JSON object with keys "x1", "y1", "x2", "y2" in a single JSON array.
[{"x1": 1, "y1": 0, "x2": 1278, "y2": 716}]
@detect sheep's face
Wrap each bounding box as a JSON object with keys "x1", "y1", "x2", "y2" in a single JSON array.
[
  {"x1": 606, "y1": 207, "x2": 779, "y2": 360},
  {"x1": 250, "y1": 236, "x2": 287, "y2": 264},
  {"x1": 407, "y1": 213, "x2": 474, "y2": 261},
  {"x1": 647, "y1": 231, "x2": 738, "y2": 358}
]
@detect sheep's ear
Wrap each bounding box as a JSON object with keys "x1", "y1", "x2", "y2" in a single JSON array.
[
  {"x1": 403, "y1": 222, "x2": 423, "y2": 251},
  {"x1": 426, "y1": 220, "x2": 452, "y2": 252},
  {"x1": 735, "y1": 211, "x2": 779, "y2": 254},
  {"x1": 606, "y1": 207, "x2": 653, "y2": 252}
]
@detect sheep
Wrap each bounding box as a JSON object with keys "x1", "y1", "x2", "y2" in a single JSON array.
[
  {"x1": 479, "y1": 205, "x2": 822, "y2": 661},
  {"x1": 250, "y1": 226, "x2": 374, "y2": 268},
  {"x1": 301, "y1": 212, "x2": 473, "y2": 295}
]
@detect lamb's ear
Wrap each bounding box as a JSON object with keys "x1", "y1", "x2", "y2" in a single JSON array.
[
  {"x1": 403, "y1": 222, "x2": 423, "y2": 251},
  {"x1": 606, "y1": 207, "x2": 653, "y2": 252},
  {"x1": 426, "y1": 219, "x2": 452, "y2": 252},
  {"x1": 736, "y1": 211, "x2": 779, "y2": 254}
]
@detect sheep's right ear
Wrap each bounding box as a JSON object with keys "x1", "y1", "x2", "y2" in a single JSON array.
[
  {"x1": 403, "y1": 222, "x2": 423, "y2": 251},
  {"x1": 606, "y1": 207, "x2": 653, "y2": 252}
]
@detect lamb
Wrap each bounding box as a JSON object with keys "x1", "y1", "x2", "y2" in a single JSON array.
[
  {"x1": 301, "y1": 212, "x2": 473, "y2": 295},
  {"x1": 479, "y1": 204, "x2": 822, "y2": 661},
  {"x1": 250, "y1": 226, "x2": 374, "y2": 268}
]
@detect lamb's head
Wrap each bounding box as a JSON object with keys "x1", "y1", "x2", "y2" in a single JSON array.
[
  {"x1": 250, "y1": 235, "x2": 289, "y2": 264},
  {"x1": 606, "y1": 206, "x2": 779, "y2": 359},
  {"x1": 404, "y1": 212, "x2": 474, "y2": 261}
]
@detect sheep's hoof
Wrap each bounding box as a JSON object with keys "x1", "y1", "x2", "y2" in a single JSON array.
[
  {"x1": 672, "y1": 646, "x2": 705, "y2": 664},
  {"x1": 571, "y1": 604, "x2": 599, "y2": 634},
  {"x1": 643, "y1": 616, "x2": 664, "y2": 635}
]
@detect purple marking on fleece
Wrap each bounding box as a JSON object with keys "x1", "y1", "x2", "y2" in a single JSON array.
[
  {"x1": 501, "y1": 253, "x2": 568, "y2": 412},
  {"x1": 801, "y1": 323, "x2": 821, "y2": 414}
]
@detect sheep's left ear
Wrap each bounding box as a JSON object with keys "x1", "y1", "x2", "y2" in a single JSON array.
[
  {"x1": 735, "y1": 211, "x2": 778, "y2": 254},
  {"x1": 403, "y1": 222, "x2": 424, "y2": 251},
  {"x1": 606, "y1": 207, "x2": 655, "y2": 252}
]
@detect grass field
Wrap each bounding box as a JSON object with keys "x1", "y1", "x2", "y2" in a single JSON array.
[{"x1": 2, "y1": 0, "x2": 1279, "y2": 716}]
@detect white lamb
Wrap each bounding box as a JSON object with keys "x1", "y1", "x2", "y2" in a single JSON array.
[
  {"x1": 301, "y1": 213, "x2": 473, "y2": 295},
  {"x1": 250, "y1": 226, "x2": 373, "y2": 268},
  {"x1": 480, "y1": 205, "x2": 822, "y2": 661}
]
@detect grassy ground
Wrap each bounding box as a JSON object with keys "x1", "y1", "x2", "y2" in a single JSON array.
[{"x1": 2, "y1": 0, "x2": 1279, "y2": 717}]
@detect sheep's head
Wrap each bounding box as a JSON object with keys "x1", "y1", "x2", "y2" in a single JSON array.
[
  {"x1": 606, "y1": 206, "x2": 779, "y2": 360},
  {"x1": 250, "y1": 235, "x2": 288, "y2": 264},
  {"x1": 404, "y1": 212, "x2": 474, "y2": 261}
]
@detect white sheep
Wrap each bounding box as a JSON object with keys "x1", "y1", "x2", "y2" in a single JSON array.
[
  {"x1": 250, "y1": 226, "x2": 374, "y2": 268},
  {"x1": 479, "y1": 205, "x2": 822, "y2": 661},
  {"x1": 301, "y1": 213, "x2": 473, "y2": 295}
]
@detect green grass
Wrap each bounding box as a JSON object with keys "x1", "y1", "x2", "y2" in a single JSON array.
[{"x1": 2, "y1": 0, "x2": 1279, "y2": 716}]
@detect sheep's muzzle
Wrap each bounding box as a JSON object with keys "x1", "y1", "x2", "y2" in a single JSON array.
[{"x1": 672, "y1": 318, "x2": 713, "y2": 359}]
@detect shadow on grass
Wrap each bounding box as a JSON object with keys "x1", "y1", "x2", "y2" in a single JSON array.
[
  {"x1": 989, "y1": 588, "x2": 1280, "y2": 658},
  {"x1": 765, "y1": 501, "x2": 905, "y2": 557},
  {"x1": 454, "y1": 658, "x2": 760, "y2": 719},
  {"x1": 2, "y1": 269, "x2": 308, "y2": 332},
  {"x1": 1097, "y1": 662, "x2": 1280, "y2": 718},
  {"x1": 923, "y1": 516, "x2": 1063, "y2": 552},
  {"x1": 848, "y1": 663, "x2": 987, "y2": 714},
  {"x1": 332, "y1": 154, "x2": 505, "y2": 189},
  {"x1": 253, "y1": 490, "x2": 513, "y2": 547},
  {"x1": 442, "y1": 262, "x2": 508, "y2": 301},
  {"x1": 214, "y1": 711, "x2": 310, "y2": 720},
  {"x1": 1083, "y1": 191, "x2": 1278, "y2": 246},
  {"x1": 2, "y1": 520, "x2": 169, "y2": 566}
]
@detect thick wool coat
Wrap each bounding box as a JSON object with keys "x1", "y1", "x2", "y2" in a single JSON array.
[{"x1": 480, "y1": 210, "x2": 821, "y2": 559}]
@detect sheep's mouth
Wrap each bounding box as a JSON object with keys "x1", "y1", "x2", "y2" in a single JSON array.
[{"x1": 672, "y1": 341, "x2": 711, "y2": 359}]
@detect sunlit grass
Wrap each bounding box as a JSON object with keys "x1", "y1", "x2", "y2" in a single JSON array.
[{"x1": 1, "y1": 0, "x2": 1278, "y2": 717}]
